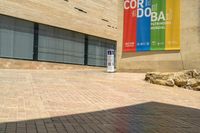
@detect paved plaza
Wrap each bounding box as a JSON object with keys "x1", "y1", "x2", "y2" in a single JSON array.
[{"x1": 0, "y1": 68, "x2": 199, "y2": 133}]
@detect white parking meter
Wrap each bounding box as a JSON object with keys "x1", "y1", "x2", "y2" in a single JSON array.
[{"x1": 107, "y1": 49, "x2": 115, "y2": 73}]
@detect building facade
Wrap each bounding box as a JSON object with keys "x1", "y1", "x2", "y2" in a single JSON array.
[
  {"x1": 0, "y1": 0, "x2": 200, "y2": 72},
  {"x1": 117, "y1": 0, "x2": 200, "y2": 72},
  {"x1": 0, "y1": 0, "x2": 117, "y2": 67}
]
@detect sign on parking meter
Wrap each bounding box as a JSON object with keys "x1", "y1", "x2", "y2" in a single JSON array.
[{"x1": 107, "y1": 49, "x2": 115, "y2": 73}]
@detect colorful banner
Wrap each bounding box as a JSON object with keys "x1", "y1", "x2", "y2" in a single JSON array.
[
  {"x1": 136, "y1": 0, "x2": 151, "y2": 51},
  {"x1": 151, "y1": 0, "x2": 166, "y2": 50},
  {"x1": 165, "y1": 0, "x2": 180, "y2": 50},
  {"x1": 123, "y1": 0, "x2": 137, "y2": 52},
  {"x1": 123, "y1": 0, "x2": 180, "y2": 52}
]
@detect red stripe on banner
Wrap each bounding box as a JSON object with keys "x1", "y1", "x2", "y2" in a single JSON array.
[{"x1": 123, "y1": 0, "x2": 137, "y2": 52}]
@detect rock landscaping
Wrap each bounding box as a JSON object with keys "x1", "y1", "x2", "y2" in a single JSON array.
[{"x1": 145, "y1": 70, "x2": 200, "y2": 91}]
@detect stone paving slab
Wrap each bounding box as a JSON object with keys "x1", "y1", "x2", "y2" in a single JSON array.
[{"x1": 0, "y1": 69, "x2": 199, "y2": 133}]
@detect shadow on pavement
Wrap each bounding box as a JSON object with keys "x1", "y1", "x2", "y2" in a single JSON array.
[{"x1": 0, "y1": 102, "x2": 199, "y2": 133}]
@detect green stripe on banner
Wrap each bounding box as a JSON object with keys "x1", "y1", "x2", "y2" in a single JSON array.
[{"x1": 151, "y1": 0, "x2": 166, "y2": 51}]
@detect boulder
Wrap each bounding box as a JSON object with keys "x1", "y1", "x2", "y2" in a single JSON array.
[
  {"x1": 145, "y1": 69, "x2": 200, "y2": 91},
  {"x1": 192, "y1": 70, "x2": 200, "y2": 79},
  {"x1": 174, "y1": 78, "x2": 188, "y2": 87},
  {"x1": 166, "y1": 79, "x2": 175, "y2": 87},
  {"x1": 187, "y1": 78, "x2": 200, "y2": 87},
  {"x1": 153, "y1": 79, "x2": 168, "y2": 86},
  {"x1": 145, "y1": 72, "x2": 174, "y2": 81},
  {"x1": 194, "y1": 86, "x2": 200, "y2": 91}
]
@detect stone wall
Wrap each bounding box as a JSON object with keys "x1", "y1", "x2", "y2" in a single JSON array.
[
  {"x1": 117, "y1": 0, "x2": 200, "y2": 72},
  {"x1": 0, "y1": 58, "x2": 103, "y2": 70},
  {"x1": 0, "y1": 0, "x2": 199, "y2": 71},
  {"x1": 0, "y1": 0, "x2": 117, "y2": 40}
]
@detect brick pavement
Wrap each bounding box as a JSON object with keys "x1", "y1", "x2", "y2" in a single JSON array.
[{"x1": 0, "y1": 69, "x2": 199, "y2": 133}]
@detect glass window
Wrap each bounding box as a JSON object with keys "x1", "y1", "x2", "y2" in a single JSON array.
[
  {"x1": 0, "y1": 15, "x2": 34, "y2": 59},
  {"x1": 87, "y1": 36, "x2": 116, "y2": 67},
  {"x1": 38, "y1": 24, "x2": 85, "y2": 64},
  {"x1": 0, "y1": 15, "x2": 116, "y2": 67}
]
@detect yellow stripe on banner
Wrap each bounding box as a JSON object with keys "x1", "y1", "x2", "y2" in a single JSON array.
[{"x1": 165, "y1": 0, "x2": 180, "y2": 50}]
